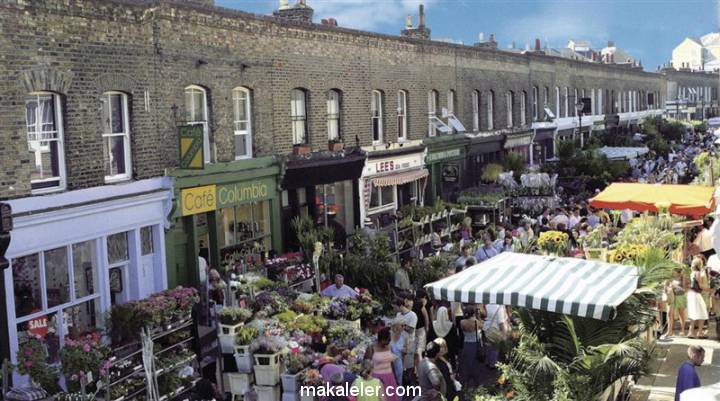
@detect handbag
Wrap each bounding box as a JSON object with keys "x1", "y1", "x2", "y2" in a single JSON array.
[
  {"x1": 475, "y1": 320, "x2": 486, "y2": 362},
  {"x1": 484, "y1": 306, "x2": 504, "y2": 344}
]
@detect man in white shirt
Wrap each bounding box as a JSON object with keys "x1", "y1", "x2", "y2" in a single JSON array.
[
  {"x1": 321, "y1": 274, "x2": 359, "y2": 299},
  {"x1": 396, "y1": 295, "x2": 418, "y2": 373}
]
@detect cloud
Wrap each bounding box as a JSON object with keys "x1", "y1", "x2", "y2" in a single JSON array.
[
  {"x1": 497, "y1": 3, "x2": 610, "y2": 49},
  {"x1": 309, "y1": 0, "x2": 438, "y2": 31}
]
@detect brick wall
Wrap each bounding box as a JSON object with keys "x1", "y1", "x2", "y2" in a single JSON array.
[{"x1": 0, "y1": 0, "x2": 694, "y2": 200}]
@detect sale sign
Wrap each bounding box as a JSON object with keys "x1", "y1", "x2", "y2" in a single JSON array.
[{"x1": 28, "y1": 315, "x2": 49, "y2": 337}]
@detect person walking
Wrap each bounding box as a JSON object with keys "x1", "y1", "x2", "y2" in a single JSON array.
[
  {"x1": 366, "y1": 328, "x2": 400, "y2": 401},
  {"x1": 687, "y1": 258, "x2": 710, "y2": 339},
  {"x1": 432, "y1": 300, "x2": 457, "y2": 368},
  {"x1": 432, "y1": 338, "x2": 460, "y2": 401},
  {"x1": 675, "y1": 345, "x2": 705, "y2": 401},
  {"x1": 665, "y1": 267, "x2": 688, "y2": 337},
  {"x1": 389, "y1": 318, "x2": 407, "y2": 386},
  {"x1": 458, "y1": 306, "x2": 484, "y2": 388},
  {"x1": 416, "y1": 342, "x2": 446, "y2": 401},
  {"x1": 413, "y1": 290, "x2": 430, "y2": 371}
]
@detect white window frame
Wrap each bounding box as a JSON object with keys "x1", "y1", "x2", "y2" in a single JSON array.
[
  {"x1": 184, "y1": 85, "x2": 211, "y2": 164},
  {"x1": 26, "y1": 92, "x2": 66, "y2": 194},
  {"x1": 327, "y1": 90, "x2": 341, "y2": 141},
  {"x1": 598, "y1": 89, "x2": 603, "y2": 114},
  {"x1": 563, "y1": 87, "x2": 569, "y2": 118},
  {"x1": 555, "y1": 87, "x2": 560, "y2": 118},
  {"x1": 102, "y1": 92, "x2": 132, "y2": 183},
  {"x1": 472, "y1": 90, "x2": 480, "y2": 131},
  {"x1": 487, "y1": 91, "x2": 495, "y2": 130},
  {"x1": 397, "y1": 90, "x2": 407, "y2": 142},
  {"x1": 447, "y1": 90, "x2": 456, "y2": 134},
  {"x1": 590, "y1": 89, "x2": 596, "y2": 115},
  {"x1": 506, "y1": 91, "x2": 513, "y2": 128},
  {"x1": 368, "y1": 184, "x2": 396, "y2": 214},
  {"x1": 291, "y1": 88, "x2": 308, "y2": 145},
  {"x1": 574, "y1": 89, "x2": 579, "y2": 116},
  {"x1": 532, "y1": 87, "x2": 538, "y2": 121},
  {"x1": 371, "y1": 90, "x2": 384, "y2": 144},
  {"x1": 232, "y1": 87, "x2": 253, "y2": 160},
  {"x1": 428, "y1": 90, "x2": 438, "y2": 137},
  {"x1": 520, "y1": 91, "x2": 527, "y2": 126}
]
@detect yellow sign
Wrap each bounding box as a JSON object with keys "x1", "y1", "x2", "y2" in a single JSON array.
[{"x1": 181, "y1": 185, "x2": 217, "y2": 216}]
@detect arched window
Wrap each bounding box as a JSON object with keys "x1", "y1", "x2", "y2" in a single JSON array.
[
  {"x1": 397, "y1": 90, "x2": 407, "y2": 141},
  {"x1": 597, "y1": 88, "x2": 603, "y2": 114},
  {"x1": 543, "y1": 87, "x2": 549, "y2": 119},
  {"x1": 563, "y1": 87, "x2": 569, "y2": 118},
  {"x1": 520, "y1": 91, "x2": 527, "y2": 126},
  {"x1": 472, "y1": 90, "x2": 480, "y2": 131},
  {"x1": 185, "y1": 85, "x2": 211, "y2": 163},
  {"x1": 532, "y1": 86, "x2": 538, "y2": 121},
  {"x1": 506, "y1": 91, "x2": 514, "y2": 128},
  {"x1": 232, "y1": 87, "x2": 252, "y2": 159},
  {"x1": 327, "y1": 89, "x2": 341, "y2": 141},
  {"x1": 371, "y1": 90, "x2": 384, "y2": 143},
  {"x1": 555, "y1": 87, "x2": 560, "y2": 118},
  {"x1": 590, "y1": 88, "x2": 596, "y2": 115},
  {"x1": 291, "y1": 88, "x2": 308, "y2": 144},
  {"x1": 487, "y1": 90, "x2": 495, "y2": 130},
  {"x1": 102, "y1": 91, "x2": 132, "y2": 180},
  {"x1": 428, "y1": 90, "x2": 438, "y2": 137},
  {"x1": 447, "y1": 90, "x2": 456, "y2": 133},
  {"x1": 573, "y1": 89, "x2": 579, "y2": 116},
  {"x1": 26, "y1": 91, "x2": 66, "y2": 192}
]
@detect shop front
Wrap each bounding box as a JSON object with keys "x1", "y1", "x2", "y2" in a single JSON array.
[
  {"x1": 504, "y1": 130, "x2": 534, "y2": 164},
  {"x1": 4, "y1": 178, "x2": 172, "y2": 383},
  {"x1": 533, "y1": 128, "x2": 556, "y2": 163},
  {"x1": 360, "y1": 142, "x2": 428, "y2": 227},
  {"x1": 466, "y1": 133, "x2": 504, "y2": 188},
  {"x1": 280, "y1": 148, "x2": 366, "y2": 250},
  {"x1": 165, "y1": 157, "x2": 282, "y2": 288},
  {"x1": 423, "y1": 135, "x2": 470, "y2": 204}
]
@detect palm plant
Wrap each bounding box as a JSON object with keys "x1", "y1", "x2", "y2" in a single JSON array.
[{"x1": 500, "y1": 247, "x2": 675, "y2": 400}]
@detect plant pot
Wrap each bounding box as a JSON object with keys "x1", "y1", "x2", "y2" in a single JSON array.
[
  {"x1": 293, "y1": 144, "x2": 312, "y2": 155},
  {"x1": 234, "y1": 345, "x2": 253, "y2": 373},
  {"x1": 219, "y1": 321, "x2": 245, "y2": 336},
  {"x1": 283, "y1": 393, "x2": 300, "y2": 401},
  {"x1": 254, "y1": 364, "x2": 282, "y2": 386},
  {"x1": 254, "y1": 352, "x2": 282, "y2": 367},
  {"x1": 224, "y1": 372, "x2": 254, "y2": 395},
  {"x1": 255, "y1": 385, "x2": 281, "y2": 401},
  {"x1": 299, "y1": 393, "x2": 316, "y2": 401},
  {"x1": 328, "y1": 142, "x2": 343, "y2": 152},
  {"x1": 281, "y1": 371, "x2": 303, "y2": 394},
  {"x1": 219, "y1": 334, "x2": 235, "y2": 354}
]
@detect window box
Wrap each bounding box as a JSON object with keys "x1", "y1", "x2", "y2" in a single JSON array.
[
  {"x1": 293, "y1": 144, "x2": 312, "y2": 155},
  {"x1": 328, "y1": 140, "x2": 343, "y2": 152}
]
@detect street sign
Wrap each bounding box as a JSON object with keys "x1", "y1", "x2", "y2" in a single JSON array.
[{"x1": 178, "y1": 125, "x2": 205, "y2": 169}]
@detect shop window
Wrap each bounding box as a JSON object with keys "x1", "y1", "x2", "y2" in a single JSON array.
[
  {"x1": 291, "y1": 88, "x2": 307, "y2": 145},
  {"x1": 397, "y1": 90, "x2": 407, "y2": 142},
  {"x1": 397, "y1": 181, "x2": 418, "y2": 207},
  {"x1": 72, "y1": 240, "x2": 97, "y2": 299},
  {"x1": 12, "y1": 254, "x2": 41, "y2": 318},
  {"x1": 472, "y1": 90, "x2": 480, "y2": 131},
  {"x1": 101, "y1": 92, "x2": 132, "y2": 182},
  {"x1": 232, "y1": 87, "x2": 253, "y2": 159},
  {"x1": 45, "y1": 247, "x2": 70, "y2": 308},
  {"x1": 315, "y1": 181, "x2": 353, "y2": 236},
  {"x1": 107, "y1": 232, "x2": 129, "y2": 264},
  {"x1": 107, "y1": 231, "x2": 130, "y2": 306},
  {"x1": 327, "y1": 89, "x2": 341, "y2": 141},
  {"x1": 184, "y1": 85, "x2": 211, "y2": 164},
  {"x1": 219, "y1": 202, "x2": 271, "y2": 255},
  {"x1": 371, "y1": 90, "x2": 384, "y2": 144},
  {"x1": 25, "y1": 92, "x2": 66, "y2": 193},
  {"x1": 369, "y1": 185, "x2": 395, "y2": 211}
]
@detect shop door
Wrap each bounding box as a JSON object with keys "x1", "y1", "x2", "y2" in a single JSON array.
[{"x1": 138, "y1": 226, "x2": 157, "y2": 298}]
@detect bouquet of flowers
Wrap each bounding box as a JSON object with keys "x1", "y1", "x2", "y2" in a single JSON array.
[
  {"x1": 537, "y1": 230, "x2": 569, "y2": 256},
  {"x1": 581, "y1": 226, "x2": 607, "y2": 249},
  {"x1": 302, "y1": 368, "x2": 324, "y2": 388},
  {"x1": 326, "y1": 324, "x2": 364, "y2": 348},
  {"x1": 288, "y1": 314, "x2": 327, "y2": 335},
  {"x1": 217, "y1": 307, "x2": 253, "y2": 326},
  {"x1": 252, "y1": 291, "x2": 288, "y2": 317},
  {"x1": 324, "y1": 298, "x2": 349, "y2": 320},
  {"x1": 137, "y1": 295, "x2": 177, "y2": 328},
  {"x1": 608, "y1": 243, "x2": 648, "y2": 263},
  {"x1": 285, "y1": 351, "x2": 312, "y2": 374},
  {"x1": 160, "y1": 286, "x2": 200, "y2": 316}
]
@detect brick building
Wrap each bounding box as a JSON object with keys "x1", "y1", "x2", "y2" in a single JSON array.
[{"x1": 0, "y1": 0, "x2": 718, "y2": 372}]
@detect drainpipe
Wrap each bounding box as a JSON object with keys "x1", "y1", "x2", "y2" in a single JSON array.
[{"x1": 0, "y1": 203, "x2": 13, "y2": 365}]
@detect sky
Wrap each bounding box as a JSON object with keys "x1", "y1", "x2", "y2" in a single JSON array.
[{"x1": 216, "y1": 0, "x2": 720, "y2": 71}]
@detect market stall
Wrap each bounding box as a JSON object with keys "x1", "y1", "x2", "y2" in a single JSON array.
[
  {"x1": 597, "y1": 146, "x2": 650, "y2": 161},
  {"x1": 590, "y1": 183, "x2": 716, "y2": 216},
  {"x1": 425, "y1": 252, "x2": 639, "y2": 320}
]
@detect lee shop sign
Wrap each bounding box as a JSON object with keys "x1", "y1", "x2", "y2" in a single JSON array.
[
  {"x1": 180, "y1": 178, "x2": 274, "y2": 216},
  {"x1": 363, "y1": 152, "x2": 425, "y2": 177}
]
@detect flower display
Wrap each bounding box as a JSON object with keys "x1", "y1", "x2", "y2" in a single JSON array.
[
  {"x1": 288, "y1": 314, "x2": 327, "y2": 334},
  {"x1": 159, "y1": 286, "x2": 200, "y2": 315},
  {"x1": 250, "y1": 335, "x2": 287, "y2": 355},
  {"x1": 217, "y1": 306, "x2": 252, "y2": 325},
  {"x1": 235, "y1": 326, "x2": 260, "y2": 346},
  {"x1": 607, "y1": 243, "x2": 648, "y2": 263},
  {"x1": 536, "y1": 230, "x2": 569, "y2": 256},
  {"x1": 60, "y1": 332, "x2": 111, "y2": 392}
]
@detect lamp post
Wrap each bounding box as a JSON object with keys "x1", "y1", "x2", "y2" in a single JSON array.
[{"x1": 575, "y1": 102, "x2": 585, "y2": 148}]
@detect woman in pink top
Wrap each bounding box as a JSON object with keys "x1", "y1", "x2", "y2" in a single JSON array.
[{"x1": 365, "y1": 327, "x2": 399, "y2": 401}]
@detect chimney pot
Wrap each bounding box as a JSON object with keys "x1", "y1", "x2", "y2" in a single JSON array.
[
  {"x1": 279, "y1": 0, "x2": 289, "y2": 9},
  {"x1": 489, "y1": 33, "x2": 495, "y2": 42},
  {"x1": 418, "y1": 4, "x2": 426, "y2": 27},
  {"x1": 329, "y1": 18, "x2": 337, "y2": 26},
  {"x1": 321, "y1": 18, "x2": 328, "y2": 24},
  {"x1": 405, "y1": 14, "x2": 413, "y2": 28},
  {"x1": 534, "y1": 38, "x2": 541, "y2": 51}
]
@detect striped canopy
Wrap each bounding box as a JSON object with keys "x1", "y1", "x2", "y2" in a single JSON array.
[{"x1": 425, "y1": 252, "x2": 639, "y2": 321}]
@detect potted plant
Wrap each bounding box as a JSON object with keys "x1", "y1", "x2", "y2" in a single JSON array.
[
  {"x1": 234, "y1": 326, "x2": 258, "y2": 373},
  {"x1": 281, "y1": 352, "x2": 310, "y2": 394},
  {"x1": 293, "y1": 143, "x2": 312, "y2": 155},
  {"x1": 328, "y1": 138, "x2": 343, "y2": 152},
  {"x1": 60, "y1": 332, "x2": 111, "y2": 393},
  {"x1": 15, "y1": 337, "x2": 61, "y2": 394},
  {"x1": 251, "y1": 336, "x2": 287, "y2": 386},
  {"x1": 218, "y1": 307, "x2": 252, "y2": 333}
]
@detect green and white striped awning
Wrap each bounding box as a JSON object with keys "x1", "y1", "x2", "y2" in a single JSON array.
[{"x1": 425, "y1": 252, "x2": 639, "y2": 321}]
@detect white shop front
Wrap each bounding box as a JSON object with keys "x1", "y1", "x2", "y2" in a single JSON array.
[
  {"x1": 4, "y1": 178, "x2": 172, "y2": 380},
  {"x1": 360, "y1": 143, "x2": 428, "y2": 226}
]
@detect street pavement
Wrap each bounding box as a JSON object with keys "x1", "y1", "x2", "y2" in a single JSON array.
[{"x1": 632, "y1": 331, "x2": 720, "y2": 400}]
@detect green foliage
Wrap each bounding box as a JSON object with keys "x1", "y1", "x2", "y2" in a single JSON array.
[
  {"x1": 693, "y1": 151, "x2": 720, "y2": 186},
  {"x1": 276, "y1": 310, "x2": 298, "y2": 324},
  {"x1": 614, "y1": 215, "x2": 682, "y2": 252},
  {"x1": 409, "y1": 255, "x2": 454, "y2": 288},
  {"x1": 554, "y1": 140, "x2": 628, "y2": 188},
  {"x1": 481, "y1": 163, "x2": 505, "y2": 183},
  {"x1": 457, "y1": 190, "x2": 506, "y2": 206},
  {"x1": 502, "y1": 153, "x2": 526, "y2": 179},
  {"x1": 339, "y1": 232, "x2": 398, "y2": 307},
  {"x1": 15, "y1": 337, "x2": 61, "y2": 394},
  {"x1": 217, "y1": 307, "x2": 253, "y2": 325},
  {"x1": 235, "y1": 326, "x2": 259, "y2": 346}
]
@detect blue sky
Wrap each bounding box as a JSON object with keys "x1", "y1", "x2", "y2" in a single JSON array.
[{"x1": 218, "y1": 0, "x2": 719, "y2": 71}]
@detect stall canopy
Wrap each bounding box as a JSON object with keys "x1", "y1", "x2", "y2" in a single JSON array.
[
  {"x1": 597, "y1": 146, "x2": 649, "y2": 161},
  {"x1": 590, "y1": 183, "x2": 716, "y2": 216},
  {"x1": 425, "y1": 252, "x2": 638, "y2": 321}
]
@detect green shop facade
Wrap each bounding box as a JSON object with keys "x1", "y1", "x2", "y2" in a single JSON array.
[
  {"x1": 423, "y1": 134, "x2": 470, "y2": 204},
  {"x1": 165, "y1": 157, "x2": 282, "y2": 288}
]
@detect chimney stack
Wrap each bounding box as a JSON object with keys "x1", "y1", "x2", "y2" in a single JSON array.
[
  {"x1": 400, "y1": 3, "x2": 430, "y2": 39},
  {"x1": 535, "y1": 38, "x2": 541, "y2": 51},
  {"x1": 607, "y1": 40, "x2": 614, "y2": 48},
  {"x1": 405, "y1": 15, "x2": 413, "y2": 29},
  {"x1": 279, "y1": 0, "x2": 289, "y2": 9},
  {"x1": 273, "y1": 0, "x2": 314, "y2": 23},
  {"x1": 479, "y1": 32, "x2": 485, "y2": 42},
  {"x1": 418, "y1": 4, "x2": 426, "y2": 27}
]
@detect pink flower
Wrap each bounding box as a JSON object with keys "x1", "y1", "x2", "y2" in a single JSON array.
[
  {"x1": 24, "y1": 360, "x2": 32, "y2": 368},
  {"x1": 83, "y1": 343, "x2": 91, "y2": 353},
  {"x1": 24, "y1": 348, "x2": 33, "y2": 356}
]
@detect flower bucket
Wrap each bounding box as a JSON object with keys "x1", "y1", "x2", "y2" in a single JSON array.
[
  {"x1": 584, "y1": 248, "x2": 607, "y2": 262},
  {"x1": 219, "y1": 321, "x2": 245, "y2": 336},
  {"x1": 219, "y1": 334, "x2": 235, "y2": 354},
  {"x1": 281, "y1": 371, "x2": 303, "y2": 394},
  {"x1": 225, "y1": 372, "x2": 254, "y2": 396},
  {"x1": 254, "y1": 362, "x2": 282, "y2": 385},
  {"x1": 282, "y1": 393, "x2": 300, "y2": 401},
  {"x1": 254, "y1": 352, "x2": 282, "y2": 367},
  {"x1": 255, "y1": 385, "x2": 281, "y2": 401},
  {"x1": 299, "y1": 393, "x2": 316, "y2": 401},
  {"x1": 234, "y1": 346, "x2": 253, "y2": 373}
]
